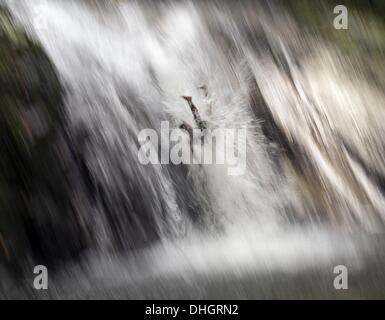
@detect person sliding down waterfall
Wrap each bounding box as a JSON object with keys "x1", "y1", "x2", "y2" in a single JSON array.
[
  {"x1": 180, "y1": 96, "x2": 208, "y2": 130},
  {"x1": 179, "y1": 91, "x2": 210, "y2": 154}
]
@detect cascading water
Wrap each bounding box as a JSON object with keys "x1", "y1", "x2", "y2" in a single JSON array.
[{"x1": 2, "y1": 0, "x2": 385, "y2": 298}]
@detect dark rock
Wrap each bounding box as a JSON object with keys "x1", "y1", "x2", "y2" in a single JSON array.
[{"x1": 0, "y1": 5, "x2": 86, "y2": 273}]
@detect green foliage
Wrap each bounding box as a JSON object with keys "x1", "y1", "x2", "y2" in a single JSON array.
[{"x1": 285, "y1": 0, "x2": 385, "y2": 87}]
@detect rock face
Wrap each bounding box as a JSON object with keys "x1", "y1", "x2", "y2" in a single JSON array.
[{"x1": 0, "y1": 6, "x2": 86, "y2": 272}]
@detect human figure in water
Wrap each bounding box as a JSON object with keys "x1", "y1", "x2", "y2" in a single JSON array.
[
  {"x1": 179, "y1": 86, "x2": 209, "y2": 152},
  {"x1": 180, "y1": 96, "x2": 207, "y2": 131}
]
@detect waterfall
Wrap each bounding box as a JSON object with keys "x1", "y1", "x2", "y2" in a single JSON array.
[{"x1": 3, "y1": 0, "x2": 385, "y2": 298}]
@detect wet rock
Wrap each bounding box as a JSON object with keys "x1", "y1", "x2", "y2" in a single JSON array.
[{"x1": 0, "y1": 5, "x2": 86, "y2": 272}]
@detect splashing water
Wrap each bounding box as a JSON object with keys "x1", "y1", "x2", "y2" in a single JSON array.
[{"x1": 4, "y1": 0, "x2": 385, "y2": 298}]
